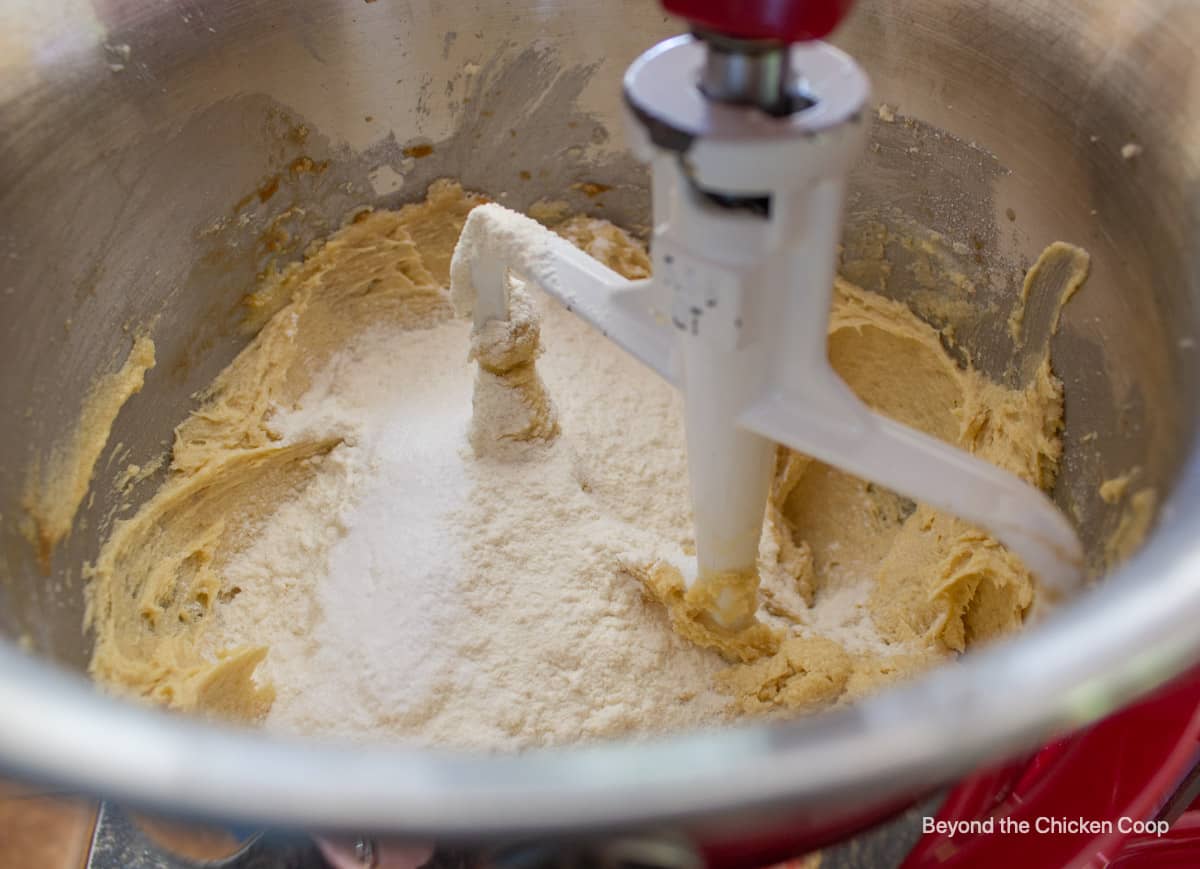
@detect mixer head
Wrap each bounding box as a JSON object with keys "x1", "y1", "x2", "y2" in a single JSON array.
[{"x1": 662, "y1": 0, "x2": 856, "y2": 42}]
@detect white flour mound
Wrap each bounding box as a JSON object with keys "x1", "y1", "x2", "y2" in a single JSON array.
[{"x1": 210, "y1": 289, "x2": 735, "y2": 750}]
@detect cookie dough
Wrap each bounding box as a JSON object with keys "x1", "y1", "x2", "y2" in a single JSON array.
[
  {"x1": 630, "y1": 276, "x2": 1063, "y2": 712},
  {"x1": 39, "y1": 179, "x2": 1101, "y2": 741},
  {"x1": 85, "y1": 180, "x2": 485, "y2": 717}
]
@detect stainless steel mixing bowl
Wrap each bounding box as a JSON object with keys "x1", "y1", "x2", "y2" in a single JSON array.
[{"x1": 0, "y1": 0, "x2": 1197, "y2": 848}]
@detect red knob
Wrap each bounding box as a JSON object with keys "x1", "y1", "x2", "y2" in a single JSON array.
[{"x1": 662, "y1": 0, "x2": 855, "y2": 41}]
